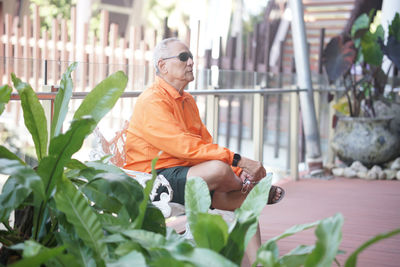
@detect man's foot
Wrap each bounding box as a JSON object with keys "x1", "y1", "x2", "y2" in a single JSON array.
[{"x1": 268, "y1": 186, "x2": 285, "y2": 204}]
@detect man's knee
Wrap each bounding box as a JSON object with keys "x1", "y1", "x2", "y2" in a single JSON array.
[
  {"x1": 188, "y1": 160, "x2": 238, "y2": 191},
  {"x1": 206, "y1": 160, "x2": 232, "y2": 180}
]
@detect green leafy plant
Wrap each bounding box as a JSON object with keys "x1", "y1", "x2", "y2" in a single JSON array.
[
  {"x1": 323, "y1": 12, "x2": 400, "y2": 117},
  {"x1": 0, "y1": 63, "x2": 143, "y2": 265}
]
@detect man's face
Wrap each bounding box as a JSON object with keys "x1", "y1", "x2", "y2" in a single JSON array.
[{"x1": 161, "y1": 41, "x2": 194, "y2": 86}]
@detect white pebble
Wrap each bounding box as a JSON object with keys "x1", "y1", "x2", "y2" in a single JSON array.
[
  {"x1": 384, "y1": 169, "x2": 396, "y2": 180},
  {"x1": 390, "y1": 158, "x2": 400, "y2": 170},
  {"x1": 350, "y1": 161, "x2": 368, "y2": 172},
  {"x1": 344, "y1": 167, "x2": 357, "y2": 178},
  {"x1": 332, "y1": 168, "x2": 344, "y2": 176}
]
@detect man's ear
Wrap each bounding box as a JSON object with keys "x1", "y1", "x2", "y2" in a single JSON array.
[{"x1": 158, "y1": 59, "x2": 167, "y2": 74}]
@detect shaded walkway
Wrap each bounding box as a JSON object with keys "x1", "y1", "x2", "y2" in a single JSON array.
[{"x1": 260, "y1": 177, "x2": 400, "y2": 266}]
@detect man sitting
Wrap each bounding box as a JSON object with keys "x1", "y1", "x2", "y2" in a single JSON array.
[{"x1": 124, "y1": 37, "x2": 285, "y2": 264}]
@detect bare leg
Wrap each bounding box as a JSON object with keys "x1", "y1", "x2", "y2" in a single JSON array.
[
  {"x1": 187, "y1": 160, "x2": 243, "y2": 192},
  {"x1": 243, "y1": 224, "x2": 262, "y2": 265}
]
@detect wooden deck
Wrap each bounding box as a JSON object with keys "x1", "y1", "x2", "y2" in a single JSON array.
[{"x1": 260, "y1": 177, "x2": 400, "y2": 267}]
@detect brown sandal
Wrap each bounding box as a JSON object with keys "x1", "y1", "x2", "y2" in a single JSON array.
[{"x1": 268, "y1": 186, "x2": 285, "y2": 204}]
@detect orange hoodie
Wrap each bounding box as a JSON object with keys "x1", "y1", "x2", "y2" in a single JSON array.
[{"x1": 124, "y1": 76, "x2": 242, "y2": 176}]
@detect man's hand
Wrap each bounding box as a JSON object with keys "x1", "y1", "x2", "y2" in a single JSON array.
[
  {"x1": 237, "y1": 156, "x2": 266, "y2": 182},
  {"x1": 239, "y1": 170, "x2": 254, "y2": 193}
]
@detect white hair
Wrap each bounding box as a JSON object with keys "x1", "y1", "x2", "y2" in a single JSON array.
[{"x1": 153, "y1": 37, "x2": 181, "y2": 74}]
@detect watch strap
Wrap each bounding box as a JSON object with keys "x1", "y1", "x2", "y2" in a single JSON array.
[{"x1": 232, "y1": 153, "x2": 241, "y2": 167}]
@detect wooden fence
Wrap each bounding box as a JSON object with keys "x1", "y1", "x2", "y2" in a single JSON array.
[{"x1": 0, "y1": 3, "x2": 174, "y2": 92}]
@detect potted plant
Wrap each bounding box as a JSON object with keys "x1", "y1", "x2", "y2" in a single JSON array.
[{"x1": 323, "y1": 11, "x2": 400, "y2": 167}]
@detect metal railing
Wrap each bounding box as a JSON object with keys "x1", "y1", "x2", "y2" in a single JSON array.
[
  {"x1": 9, "y1": 86, "x2": 335, "y2": 181},
  {"x1": 3, "y1": 58, "x2": 344, "y2": 181}
]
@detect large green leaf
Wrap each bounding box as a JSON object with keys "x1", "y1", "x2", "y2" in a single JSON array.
[
  {"x1": 114, "y1": 229, "x2": 188, "y2": 256},
  {"x1": 304, "y1": 213, "x2": 344, "y2": 267},
  {"x1": 132, "y1": 156, "x2": 159, "y2": 229},
  {"x1": 185, "y1": 176, "x2": 211, "y2": 214},
  {"x1": 0, "y1": 145, "x2": 25, "y2": 165},
  {"x1": 255, "y1": 214, "x2": 321, "y2": 266},
  {"x1": 81, "y1": 183, "x2": 123, "y2": 213},
  {"x1": 266, "y1": 220, "x2": 320, "y2": 244},
  {"x1": 38, "y1": 117, "x2": 96, "y2": 199},
  {"x1": 279, "y1": 245, "x2": 315, "y2": 267},
  {"x1": 0, "y1": 159, "x2": 44, "y2": 197},
  {"x1": 361, "y1": 25, "x2": 384, "y2": 66},
  {"x1": 11, "y1": 73, "x2": 48, "y2": 161},
  {"x1": 221, "y1": 179, "x2": 266, "y2": 263},
  {"x1": 0, "y1": 84, "x2": 12, "y2": 115},
  {"x1": 113, "y1": 241, "x2": 142, "y2": 257},
  {"x1": 389, "y1": 13, "x2": 400, "y2": 42},
  {"x1": 10, "y1": 241, "x2": 65, "y2": 267},
  {"x1": 73, "y1": 71, "x2": 127, "y2": 127},
  {"x1": 240, "y1": 177, "x2": 271, "y2": 217},
  {"x1": 0, "y1": 159, "x2": 45, "y2": 221},
  {"x1": 86, "y1": 171, "x2": 143, "y2": 221},
  {"x1": 46, "y1": 253, "x2": 82, "y2": 267},
  {"x1": 221, "y1": 209, "x2": 257, "y2": 264},
  {"x1": 256, "y1": 216, "x2": 339, "y2": 267},
  {"x1": 184, "y1": 177, "x2": 229, "y2": 251},
  {"x1": 120, "y1": 229, "x2": 167, "y2": 248},
  {"x1": 351, "y1": 13, "x2": 370, "y2": 39},
  {"x1": 172, "y1": 247, "x2": 237, "y2": 267},
  {"x1": 256, "y1": 240, "x2": 279, "y2": 265},
  {"x1": 65, "y1": 158, "x2": 87, "y2": 170},
  {"x1": 0, "y1": 178, "x2": 29, "y2": 222},
  {"x1": 98, "y1": 212, "x2": 131, "y2": 229},
  {"x1": 191, "y1": 212, "x2": 228, "y2": 252},
  {"x1": 102, "y1": 233, "x2": 128, "y2": 244},
  {"x1": 12, "y1": 239, "x2": 81, "y2": 267},
  {"x1": 51, "y1": 62, "x2": 77, "y2": 138},
  {"x1": 345, "y1": 227, "x2": 400, "y2": 267},
  {"x1": 149, "y1": 256, "x2": 187, "y2": 267},
  {"x1": 220, "y1": 178, "x2": 271, "y2": 264},
  {"x1": 85, "y1": 160, "x2": 127, "y2": 173},
  {"x1": 255, "y1": 250, "x2": 277, "y2": 267},
  {"x1": 56, "y1": 221, "x2": 97, "y2": 267},
  {"x1": 54, "y1": 177, "x2": 108, "y2": 263},
  {"x1": 107, "y1": 251, "x2": 147, "y2": 267},
  {"x1": 114, "y1": 229, "x2": 236, "y2": 267},
  {"x1": 76, "y1": 162, "x2": 144, "y2": 221},
  {"x1": 142, "y1": 203, "x2": 166, "y2": 235}
]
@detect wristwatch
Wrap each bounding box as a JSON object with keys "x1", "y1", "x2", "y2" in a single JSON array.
[{"x1": 232, "y1": 153, "x2": 241, "y2": 167}]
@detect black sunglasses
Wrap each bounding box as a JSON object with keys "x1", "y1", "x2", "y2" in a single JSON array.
[{"x1": 162, "y1": 51, "x2": 193, "y2": 62}]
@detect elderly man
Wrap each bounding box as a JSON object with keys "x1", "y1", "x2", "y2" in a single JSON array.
[{"x1": 124, "y1": 38, "x2": 284, "y2": 263}]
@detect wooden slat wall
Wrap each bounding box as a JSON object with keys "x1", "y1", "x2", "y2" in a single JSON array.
[
  {"x1": 0, "y1": 4, "x2": 158, "y2": 93},
  {"x1": 282, "y1": 0, "x2": 355, "y2": 73}
]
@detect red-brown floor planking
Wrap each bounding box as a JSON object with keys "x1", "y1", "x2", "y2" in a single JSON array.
[{"x1": 260, "y1": 177, "x2": 400, "y2": 267}]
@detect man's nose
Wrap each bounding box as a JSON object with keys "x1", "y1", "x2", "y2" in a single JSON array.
[{"x1": 187, "y1": 57, "x2": 194, "y2": 66}]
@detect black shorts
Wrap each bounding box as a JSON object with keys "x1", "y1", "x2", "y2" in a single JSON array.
[
  {"x1": 155, "y1": 166, "x2": 214, "y2": 206},
  {"x1": 155, "y1": 166, "x2": 189, "y2": 205}
]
